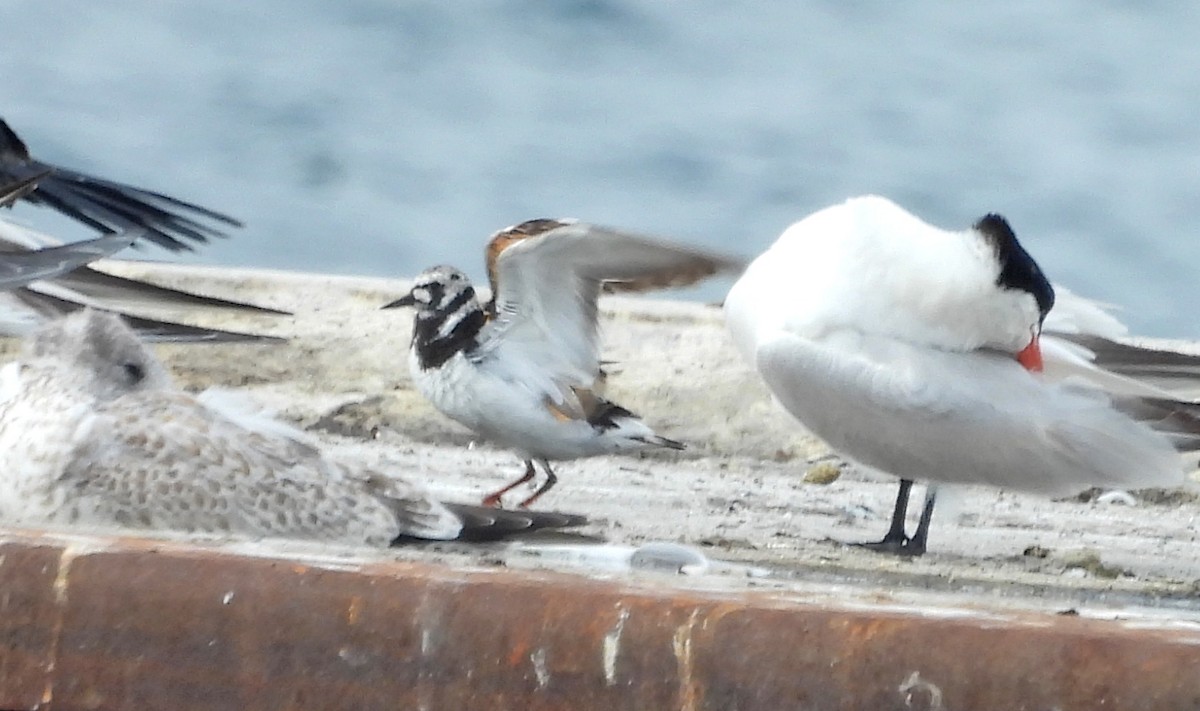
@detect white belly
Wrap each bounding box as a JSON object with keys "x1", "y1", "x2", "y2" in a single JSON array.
[{"x1": 407, "y1": 348, "x2": 629, "y2": 461}]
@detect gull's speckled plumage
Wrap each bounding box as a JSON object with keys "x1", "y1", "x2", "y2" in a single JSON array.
[{"x1": 0, "y1": 310, "x2": 581, "y2": 544}]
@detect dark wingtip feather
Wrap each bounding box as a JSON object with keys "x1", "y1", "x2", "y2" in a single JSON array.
[
  {"x1": 0, "y1": 169, "x2": 51, "y2": 208},
  {"x1": 0, "y1": 118, "x2": 243, "y2": 251},
  {"x1": 1062, "y1": 334, "x2": 1200, "y2": 382},
  {"x1": 54, "y1": 266, "x2": 292, "y2": 316},
  {"x1": 122, "y1": 314, "x2": 287, "y2": 344},
  {"x1": 8, "y1": 287, "x2": 285, "y2": 343},
  {"x1": 1113, "y1": 394, "x2": 1200, "y2": 454},
  {"x1": 430, "y1": 502, "x2": 588, "y2": 542},
  {"x1": 650, "y1": 435, "x2": 686, "y2": 451},
  {"x1": 0, "y1": 119, "x2": 32, "y2": 160}
]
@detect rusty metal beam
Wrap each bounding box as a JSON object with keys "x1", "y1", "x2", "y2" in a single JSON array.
[{"x1": 0, "y1": 531, "x2": 1197, "y2": 711}]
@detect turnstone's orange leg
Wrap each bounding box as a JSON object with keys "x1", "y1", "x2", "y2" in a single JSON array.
[
  {"x1": 482, "y1": 459, "x2": 537, "y2": 508},
  {"x1": 517, "y1": 461, "x2": 557, "y2": 509}
]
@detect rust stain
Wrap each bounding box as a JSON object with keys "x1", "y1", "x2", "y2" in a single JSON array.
[
  {"x1": 842, "y1": 616, "x2": 896, "y2": 648},
  {"x1": 506, "y1": 632, "x2": 533, "y2": 669},
  {"x1": 0, "y1": 532, "x2": 1198, "y2": 710},
  {"x1": 695, "y1": 600, "x2": 744, "y2": 632}
]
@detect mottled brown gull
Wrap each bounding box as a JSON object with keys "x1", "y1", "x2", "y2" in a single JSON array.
[{"x1": 0, "y1": 309, "x2": 583, "y2": 544}]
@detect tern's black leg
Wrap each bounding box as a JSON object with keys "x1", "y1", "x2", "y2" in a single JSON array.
[
  {"x1": 482, "y1": 459, "x2": 537, "y2": 508},
  {"x1": 856, "y1": 478, "x2": 914, "y2": 554},
  {"x1": 905, "y1": 485, "x2": 938, "y2": 557},
  {"x1": 517, "y1": 460, "x2": 558, "y2": 509}
]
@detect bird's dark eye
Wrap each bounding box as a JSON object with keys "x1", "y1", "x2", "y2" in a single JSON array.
[{"x1": 123, "y1": 362, "x2": 145, "y2": 384}]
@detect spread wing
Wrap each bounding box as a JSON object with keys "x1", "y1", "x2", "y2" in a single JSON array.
[
  {"x1": 481, "y1": 218, "x2": 745, "y2": 399},
  {"x1": 0, "y1": 118, "x2": 241, "y2": 251},
  {"x1": 59, "y1": 391, "x2": 461, "y2": 543}
]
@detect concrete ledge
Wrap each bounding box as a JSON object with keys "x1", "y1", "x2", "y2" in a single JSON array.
[{"x1": 1, "y1": 531, "x2": 1198, "y2": 710}]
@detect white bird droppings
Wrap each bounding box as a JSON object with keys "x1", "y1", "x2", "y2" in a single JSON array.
[{"x1": 603, "y1": 607, "x2": 630, "y2": 685}]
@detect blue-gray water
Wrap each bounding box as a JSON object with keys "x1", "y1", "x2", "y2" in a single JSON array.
[{"x1": 3, "y1": 1, "x2": 1198, "y2": 336}]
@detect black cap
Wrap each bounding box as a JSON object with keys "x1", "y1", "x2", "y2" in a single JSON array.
[{"x1": 975, "y1": 213, "x2": 1055, "y2": 322}]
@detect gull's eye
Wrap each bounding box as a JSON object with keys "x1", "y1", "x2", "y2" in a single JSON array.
[{"x1": 123, "y1": 362, "x2": 145, "y2": 384}]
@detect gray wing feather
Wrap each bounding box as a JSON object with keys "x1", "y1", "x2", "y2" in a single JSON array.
[
  {"x1": 0, "y1": 232, "x2": 135, "y2": 290},
  {"x1": 488, "y1": 220, "x2": 745, "y2": 393}
]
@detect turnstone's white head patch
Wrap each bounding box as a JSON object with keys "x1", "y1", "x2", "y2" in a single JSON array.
[
  {"x1": 383, "y1": 265, "x2": 487, "y2": 369},
  {"x1": 384, "y1": 265, "x2": 473, "y2": 311}
]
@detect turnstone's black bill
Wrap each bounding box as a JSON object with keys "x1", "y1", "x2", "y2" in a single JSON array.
[
  {"x1": 725, "y1": 195, "x2": 1195, "y2": 556},
  {"x1": 384, "y1": 218, "x2": 746, "y2": 508},
  {"x1": 0, "y1": 309, "x2": 585, "y2": 543}
]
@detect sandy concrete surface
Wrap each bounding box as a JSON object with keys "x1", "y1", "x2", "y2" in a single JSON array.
[{"x1": 16, "y1": 259, "x2": 1200, "y2": 621}]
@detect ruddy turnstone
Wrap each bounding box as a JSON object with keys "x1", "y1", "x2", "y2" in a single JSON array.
[
  {"x1": 0, "y1": 309, "x2": 583, "y2": 543},
  {"x1": 384, "y1": 218, "x2": 746, "y2": 508},
  {"x1": 725, "y1": 195, "x2": 1196, "y2": 555}
]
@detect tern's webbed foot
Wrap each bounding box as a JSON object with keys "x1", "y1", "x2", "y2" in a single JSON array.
[{"x1": 853, "y1": 535, "x2": 927, "y2": 558}]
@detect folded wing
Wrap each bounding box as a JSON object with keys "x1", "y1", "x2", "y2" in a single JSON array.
[
  {"x1": 756, "y1": 330, "x2": 1184, "y2": 496},
  {"x1": 62, "y1": 391, "x2": 460, "y2": 543}
]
